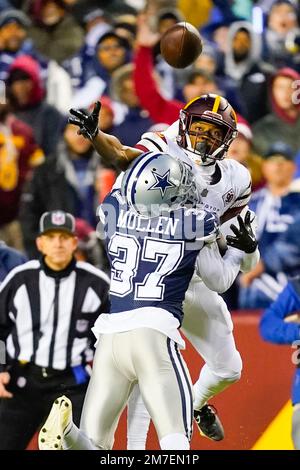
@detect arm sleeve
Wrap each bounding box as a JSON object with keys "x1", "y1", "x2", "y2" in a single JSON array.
[
  {"x1": 196, "y1": 243, "x2": 244, "y2": 293},
  {"x1": 259, "y1": 283, "x2": 300, "y2": 344},
  {"x1": 240, "y1": 247, "x2": 260, "y2": 273},
  {"x1": 133, "y1": 46, "x2": 182, "y2": 124},
  {"x1": 230, "y1": 165, "x2": 252, "y2": 210}
]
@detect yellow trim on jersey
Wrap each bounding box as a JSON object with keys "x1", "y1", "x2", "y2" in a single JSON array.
[
  {"x1": 212, "y1": 95, "x2": 221, "y2": 113},
  {"x1": 29, "y1": 148, "x2": 44, "y2": 167}
]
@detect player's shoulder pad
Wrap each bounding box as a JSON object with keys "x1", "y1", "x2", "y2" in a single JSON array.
[
  {"x1": 224, "y1": 158, "x2": 251, "y2": 188},
  {"x1": 223, "y1": 159, "x2": 252, "y2": 208},
  {"x1": 136, "y1": 131, "x2": 168, "y2": 153}
]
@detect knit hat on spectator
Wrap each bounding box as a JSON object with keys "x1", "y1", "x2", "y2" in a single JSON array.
[
  {"x1": 96, "y1": 31, "x2": 131, "y2": 51},
  {"x1": 264, "y1": 141, "x2": 295, "y2": 161},
  {"x1": 236, "y1": 116, "x2": 253, "y2": 142},
  {"x1": 39, "y1": 211, "x2": 76, "y2": 236},
  {"x1": 97, "y1": 96, "x2": 114, "y2": 117},
  {"x1": 0, "y1": 9, "x2": 31, "y2": 29},
  {"x1": 83, "y1": 8, "x2": 108, "y2": 24}
]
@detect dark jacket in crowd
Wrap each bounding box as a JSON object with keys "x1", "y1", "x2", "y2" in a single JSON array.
[
  {"x1": 20, "y1": 143, "x2": 100, "y2": 258},
  {"x1": 0, "y1": 241, "x2": 27, "y2": 282},
  {"x1": 7, "y1": 55, "x2": 65, "y2": 156}
]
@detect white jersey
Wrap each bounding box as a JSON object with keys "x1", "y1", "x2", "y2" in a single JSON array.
[{"x1": 136, "y1": 126, "x2": 252, "y2": 224}]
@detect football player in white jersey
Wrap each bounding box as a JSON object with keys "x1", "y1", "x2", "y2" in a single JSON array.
[{"x1": 69, "y1": 94, "x2": 259, "y2": 446}]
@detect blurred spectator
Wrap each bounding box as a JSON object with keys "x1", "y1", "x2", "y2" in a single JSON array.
[
  {"x1": 63, "y1": 8, "x2": 111, "y2": 90},
  {"x1": 0, "y1": 241, "x2": 27, "y2": 282},
  {"x1": 154, "y1": 7, "x2": 184, "y2": 34},
  {"x1": 95, "y1": 31, "x2": 131, "y2": 88},
  {"x1": 238, "y1": 141, "x2": 300, "y2": 309},
  {"x1": 70, "y1": 31, "x2": 131, "y2": 110},
  {"x1": 28, "y1": 0, "x2": 84, "y2": 64},
  {"x1": 74, "y1": 217, "x2": 108, "y2": 271},
  {"x1": 97, "y1": 95, "x2": 114, "y2": 132},
  {"x1": 201, "y1": 17, "x2": 236, "y2": 56},
  {"x1": 68, "y1": 0, "x2": 137, "y2": 21},
  {"x1": 263, "y1": 0, "x2": 300, "y2": 71},
  {"x1": 194, "y1": 42, "x2": 223, "y2": 76},
  {"x1": 224, "y1": 21, "x2": 274, "y2": 123},
  {"x1": 253, "y1": 67, "x2": 300, "y2": 156},
  {"x1": 111, "y1": 63, "x2": 154, "y2": 146},
  {"x1": 7, "y1": 55, "x2": 65, "y2": 156},
  {"x1": 0, "y1": 103, "x2": 44, "y2": 251},
  {"x1": 20, "y1": 123, "x2": 101, "y2": 258},
  {"x1": 0, "y1": 8, "x2": 74, "y2": 114},
  {"x1": 114, "y1": 15, "x2": 137, "y2": 49},
  {"x1": 192, "y1": 42, "x2": 245, "y2": 113},
  {"x1": 0, "y1": 9, "x2": 34, "y2": 81},
  {"x1": 61, "y1": 8, "x2": 111, "y2": 112},
  {"x1": 227, "y1": 117, "x2": 264, "y2": 191},
  {"x1": 261, "y1": 211, "x2": 300, "y2": 280},
  {"x1": 259, "y1": 279, "x2": 300, "y2": 450}
]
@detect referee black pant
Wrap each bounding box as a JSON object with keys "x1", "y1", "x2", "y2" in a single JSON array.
[{"x1": 0, "y1": 361, "x2": 88, "y2": 450}]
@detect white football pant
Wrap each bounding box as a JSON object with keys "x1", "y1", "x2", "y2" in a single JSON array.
[{"x1": 77, "y1": 328, "x2": 193, "y2": 450}]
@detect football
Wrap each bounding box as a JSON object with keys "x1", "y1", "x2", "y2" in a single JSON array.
[{"x1": 160, "y1": 22, "x2": 203, "y2": 68}]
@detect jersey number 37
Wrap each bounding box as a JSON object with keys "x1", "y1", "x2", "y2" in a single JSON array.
[{"x1": 108, "y1": 232, "x2": 184, "y2": 301}]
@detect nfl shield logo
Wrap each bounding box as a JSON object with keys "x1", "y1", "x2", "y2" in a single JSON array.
[
  {"x1": 222, "y1": 189, "x2": 234, "y2": 205},
  {"x1": 76, "y1": 319, "x2": 88, "y2": 333},
  {"x1": 51, "y1": 211, "x2": 66, "y2": 226}
]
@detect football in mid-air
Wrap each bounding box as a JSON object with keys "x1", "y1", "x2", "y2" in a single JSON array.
[{"x1": 160, "y1": 22, "x2": 203, "y2": 68}]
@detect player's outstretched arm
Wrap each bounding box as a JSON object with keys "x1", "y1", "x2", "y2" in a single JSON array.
[{"x1": 69, "y1": 102, "x2": 143, "y2": 170}]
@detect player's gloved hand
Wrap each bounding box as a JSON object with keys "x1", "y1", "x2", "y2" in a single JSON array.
[
  {"x1": 69, "y1": 101, "x2": 101, "y2": 140},
  {"x1": 226, "y1": 210, "x2": 258, "y2": 253}
]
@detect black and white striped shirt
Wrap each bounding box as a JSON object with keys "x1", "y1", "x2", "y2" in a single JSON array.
[{"x1": 0, "y1": 258, "x2": 110, "y2": 371}]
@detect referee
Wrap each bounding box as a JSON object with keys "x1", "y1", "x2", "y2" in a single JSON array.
[{"x1": 0, "y1": 210, "x2": 110, "y2": 450}]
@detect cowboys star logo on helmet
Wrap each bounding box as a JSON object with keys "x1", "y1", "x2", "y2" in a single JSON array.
[
  {"x1": 148, "y1": 169, "x2": 176, "y2": 197},
  {"x1": 121, "y1": 151, "x2": 202, "y2": 217}
]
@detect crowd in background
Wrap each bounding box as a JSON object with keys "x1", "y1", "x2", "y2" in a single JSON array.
[{"x1": 0, "y1": 0, "x2": 300, "y2": 312}]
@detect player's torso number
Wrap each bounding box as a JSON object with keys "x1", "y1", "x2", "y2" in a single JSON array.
[{"x1": 108, "y1": 233, "x2": 184, "y2": 300}]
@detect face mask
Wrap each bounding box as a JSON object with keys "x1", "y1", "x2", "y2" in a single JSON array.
[{"x1": 195, "y1": 141, "x2": 209, "y2": 162}]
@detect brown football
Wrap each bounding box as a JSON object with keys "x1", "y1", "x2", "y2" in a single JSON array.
[{"x1": 160, "y1": 22, "x2": 203, "y2": 68}]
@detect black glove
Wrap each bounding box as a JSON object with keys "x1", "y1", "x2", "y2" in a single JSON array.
[
  {"x1": 69, "y1": 101, "x2": 101, "y2": 140},
  {"x1": 226, "y1": 210, "x2": 258, "y2": 253}
]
